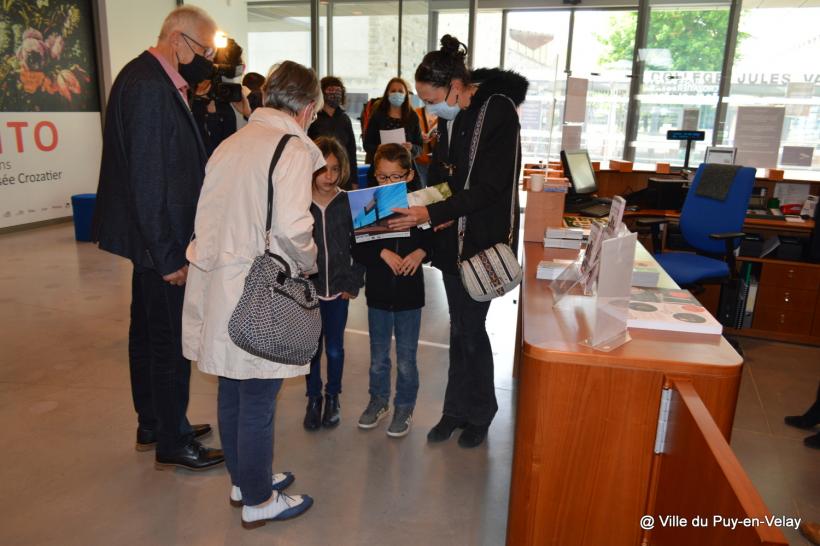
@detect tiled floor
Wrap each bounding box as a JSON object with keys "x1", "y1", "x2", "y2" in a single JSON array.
[{"x1": 0, "y1": 223, "x2": 817, "y2": 546}]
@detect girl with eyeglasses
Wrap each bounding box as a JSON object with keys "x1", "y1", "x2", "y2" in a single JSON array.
[{"x1": 351, "y1": 143, "x2": 431, "y2": 438}]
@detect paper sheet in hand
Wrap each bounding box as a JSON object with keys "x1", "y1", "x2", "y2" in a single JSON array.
[
  {"x1": 348, "y1": 182, "x2": 410, "y2": 242},
  {"x1": 379, "y1": 128, "x2": 407, "y2": 145},
  {"x1": 407, "y1": 182, "x2": 452, "y2": 229}
]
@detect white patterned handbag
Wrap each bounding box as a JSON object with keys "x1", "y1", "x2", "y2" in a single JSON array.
[
  {"x1": 228, "y1": 134, "x2": 322, "y2": 364},
  {"x1": 457, "y1": 95, "x2": 522, "y2": 302}
]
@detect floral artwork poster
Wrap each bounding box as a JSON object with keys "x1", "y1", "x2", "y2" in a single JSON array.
[{"x1": 0, "y1": 0, "x2": 100, "y2": 112}]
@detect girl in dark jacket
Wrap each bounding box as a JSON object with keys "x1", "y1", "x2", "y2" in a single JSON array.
[
  {"x1": 353, "y1": 144, "x2": 431, "y2": 438},
  {"x1": 389, "y1": 35, "x2": 528, "y2": 448},
  {"x1": 363, "y1": 78, "x2": 424, "y2": 189},
  {"x1": 304, "y1": 137, "x2": 365, "y2": 430}
]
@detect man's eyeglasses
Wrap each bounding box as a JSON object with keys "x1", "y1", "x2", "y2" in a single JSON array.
[
  {"x1": 374, "y1": 171, "x2": 410, "y2": 183},
  {"x1": 182, "y1": 33, "x2": 215, "y2": 60}
]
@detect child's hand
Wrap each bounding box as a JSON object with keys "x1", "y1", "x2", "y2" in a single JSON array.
[
  {"x1": 340, "y1": 291, "x2": 356, "y2": 300},
  {"x1": 400, "y1": 249, "x2": 426, "y2": 276},
  {"x1": 380, "y1": 249, "x2": 403, "y2": 275}
]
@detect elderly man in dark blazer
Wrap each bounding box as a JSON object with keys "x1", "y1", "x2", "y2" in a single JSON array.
[{"x1": 93, "y1": 6, "x2": 224, "y2": 471}]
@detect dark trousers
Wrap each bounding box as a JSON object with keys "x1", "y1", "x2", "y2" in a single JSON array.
[
  {"x1": 441, "y1": 273, "x2": 497, "y2": 427},
  {"x1": 218, "y1": 377, "x2": 283, "y2": 506},
  {"x1": 305, "y1": 298, "x2": 349, "y2": 397},
  {"x1": 129, "y1": 266, "x2": 192, "y2": 454}
]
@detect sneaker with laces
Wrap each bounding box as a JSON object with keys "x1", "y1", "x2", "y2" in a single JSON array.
[
  {"x1": 357, "y1": 397, "x2": 389, "y2": 429},
  {"x1": 386, "y1": 406, "x2": 413, "y2": 438}
]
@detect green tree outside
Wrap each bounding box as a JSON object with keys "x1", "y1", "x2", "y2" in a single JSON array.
[{"x1": 598, "y1": 10, "x2": 745, "y2": 71}]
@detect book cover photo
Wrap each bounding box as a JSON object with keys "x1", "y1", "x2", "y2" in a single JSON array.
[{"x1": 348, "y1": 182, "x2": 411, "y2": 242}]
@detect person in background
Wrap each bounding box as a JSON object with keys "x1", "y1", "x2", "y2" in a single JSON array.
[
  {"x1": 414, "y1": 103, "x2": 438, "y2": 188},
  {"x1": 308, "y1": 76, "x2": 359, "y2": 190},
  {"x1": 182, "y1": 61, "x2": 322, "y2": 528},
  {"x1": 243, "y1": 71, "x2": 266, "y2": 113},
  {"x1": 92, "y1": 5, "x2": 224, "y2": 471},
  {"x1": 784, "y1": 381, "x2": 820, "y2": 449},
  {"x1": 363, "y1": 78, "x2": 423, "y2": 189},
  {"x1": 353, "y1": 143, "x2": 430, "y2": 438},
  {"x1": 191, "y1": 78, "x2": 249, "y2": 156},
  {"x1": 388, "y1": 35, "x2": 528, "y2": 449},
  {"x1": 304, "y1": 136, "x2": 365, "y2": 430}
]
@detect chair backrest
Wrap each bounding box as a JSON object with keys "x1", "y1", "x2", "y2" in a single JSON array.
[{"x1": 679, "y1": 164, "x2": 756, "y2": 256}]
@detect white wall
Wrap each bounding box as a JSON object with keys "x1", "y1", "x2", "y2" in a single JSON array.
[{"x1": 185, "y1": 0, "x2": 249, "y2": 58}]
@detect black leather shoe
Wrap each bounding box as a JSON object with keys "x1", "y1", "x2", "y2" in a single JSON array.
[
  {"x1": 458, "y1": 424, "x2": 489, "y2": 448},
  {"x1": 322, "y1": 394, "x2": 341, "y2": 428},
  {"x1": 136, "y1": 423, "x2": 212, "y2": 452},
  {"x1": 303, "y1": 396, "x2": 323, "y2": 431},
  {"x1": 155, "y1": 440, "x2": 225, "y2": 471},
  {"x1": 805, "y1": 432, "x2": 820, "y2": 449},
  {"x1": 785, "y1": 413, "x2": 820, "y2": 430},
  {"x1": 427, "y1": 415, "x2": 466, "y2": 443}
]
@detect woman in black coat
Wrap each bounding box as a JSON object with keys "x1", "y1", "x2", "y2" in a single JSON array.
[
  {"x1": 389, "y1": 35, "x2": 528, "y2": 449},
  {"x1": 363, "y1": 77, "x2": 423, "y2": 188}
]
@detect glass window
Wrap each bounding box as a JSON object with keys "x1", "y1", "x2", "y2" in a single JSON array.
[
  {"x1": 247, "y1": 1, "x2": 312, "y2": 76},
  {"x1": 720, "y1": 3, "x2": 820, "y2": 172},
  {"x1": 401, "y1": 0, "x2": 430, "y2": 83},
  {"x1": 569, "y1": 10, "x2": 637, "y2": 161},
  {"x1": 631, "y1": 3, "x2": 731, "y2": 167},
  {"x1": 504, "y1": 10, "x2": 571, "y2": 164},
  {"x1": 436, "y1": 9, "x2": 470, "y2": 51},
  {"x1": 474, "y1": 11, "x2": 503, "y2": 69}
]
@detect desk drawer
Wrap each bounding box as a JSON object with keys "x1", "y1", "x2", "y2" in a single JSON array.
[
  {"x1": 753, "y1": 306, "x2": 814, "y2": 335},
  {"x1": 759, "y1": 263, "x2": 820, "y2": 289},
  {"x1": 756, "y1": 286, "x2": 818, "y2": 312}
]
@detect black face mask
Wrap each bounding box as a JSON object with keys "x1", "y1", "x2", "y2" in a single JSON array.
[{"x1": 178, "y1": 53, "x2": 213, "y2": 87}]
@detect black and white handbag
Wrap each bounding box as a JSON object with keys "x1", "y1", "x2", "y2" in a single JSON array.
[
  {"x1": 228, "y1": 134, "x2": 322, "y2": 365},
  {"x1": 457, "y1": 95, "x2": 523, "y2": 302}
]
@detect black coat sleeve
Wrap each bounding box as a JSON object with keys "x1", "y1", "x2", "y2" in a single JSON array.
[
  {"x1": 120, "y1": 80, "x2": 188, "y2": 276},
  {"x1": 405, "y1": 115, "x2": 423, "y2": 160},
  {"x1": 426, "y1": 118, "x2": 449, "y2": 187},
  {"x1": 363, "y1": 111, "x2": 381, "y2": 161},
  {"x1": 352, "y1": 238, "x2": 387, "y2": 268},
  {"x1": 340, "y1": 203, "x2": 366, "y2": 295},
  {"x1": 427, "y1": 97, "x2": 519, "y2": 227}
]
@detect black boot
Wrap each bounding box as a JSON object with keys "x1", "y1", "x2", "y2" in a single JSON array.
[
  {"x1": 322, "y1": 394, "x2": 341, "y2": 428},
  {"x1": 303, "y1": 396, "x2": 323, "y2": 431}
]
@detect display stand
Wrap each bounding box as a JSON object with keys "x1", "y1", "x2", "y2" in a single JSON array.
[{"x1": 550, "y1": 197, "x2": 637, "y2": 351}]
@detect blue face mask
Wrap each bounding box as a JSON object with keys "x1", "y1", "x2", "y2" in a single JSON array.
[
  {"x1": 388, "y1": 92, "x2": 406, "y2": 108},
  {"x1": 426, "y1": 98, "x2": 461, "y2": 121}
]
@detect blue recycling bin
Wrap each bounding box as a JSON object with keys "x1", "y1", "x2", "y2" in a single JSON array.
[
  {"x1": 71, "y1": 193, "x2": 96, "y2": 242},
  {"x1": 357, "y1": 164, "x2": 369, "y2": 188}
]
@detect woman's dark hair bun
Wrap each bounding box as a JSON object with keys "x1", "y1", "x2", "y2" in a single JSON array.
[{"x1": 440, "y1": 35, "x2": 466, "y2": 58}]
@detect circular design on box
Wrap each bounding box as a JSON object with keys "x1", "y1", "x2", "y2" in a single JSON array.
[
  {"x1": 673, "y1": 312, "x2": 707, "y2": 324},
  {"x1": 629, "y1": 302, "x2": 658, "y2": 312},
  {"x1": 681, "y1": 304, "x2": 705, "y2": 313}
]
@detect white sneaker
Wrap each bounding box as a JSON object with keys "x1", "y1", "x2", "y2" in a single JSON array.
[
  {"x1": 229, "y1": 472, "x2": 296, "y2": 507},
  {"x1": 241, "y1": 491, "x2": 314, "y2": 529}
]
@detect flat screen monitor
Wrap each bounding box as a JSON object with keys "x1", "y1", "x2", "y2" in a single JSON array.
[
  {"x1": 704, "y1": 146, "x2": 737, "y2": 165},
  {"x1": 561, "y1": 149, "x2": 597, "y2": 196}
]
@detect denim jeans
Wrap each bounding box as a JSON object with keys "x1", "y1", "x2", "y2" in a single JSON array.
[
  {"x1": 441, "y1": 273, "x2": 497, "y2": 427},
  {"x1": 367, "y1": 307, "x2": 422, "y2": 408},
  {"x1": 218, "y1": 376, "x2": 283, "y2": 506},
  {"x1": 305, "y1": 298, "x2": 349, "y2": 397},
  {"x1": 128, "y1": 266, "x2": 193, "y2": 454}
]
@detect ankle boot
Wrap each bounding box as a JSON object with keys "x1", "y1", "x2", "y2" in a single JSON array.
[
  {"x1": 303, "y1": 396, "x2": 323, "y2": 430},
  {"x1": 322, "y1": 394, "x2": 341, "y2": 428}
]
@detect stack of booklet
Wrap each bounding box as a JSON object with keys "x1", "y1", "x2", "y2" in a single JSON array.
[
  {"x1": 536, "y1": 259, "x2": 575, "y2": 280},
  {"x1": 544, "y1": 227, "x2": 585, "y2": 249}
]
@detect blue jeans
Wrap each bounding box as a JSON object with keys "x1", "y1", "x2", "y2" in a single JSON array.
[
  {"x1": 306, "y1": 298, "x2": 349, "y2": 397},
  {"x1": 218, "y1": 377, "x2": 283, "y2": 506},
  {"x1": 368, "y1": 307, "x2": 422, "y2": 408}
]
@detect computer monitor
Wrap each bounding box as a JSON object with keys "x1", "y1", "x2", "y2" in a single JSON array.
[
  {"x1": 704, "y1": 146, "x2": 737, "y2": 165},
  {"x1": 560, "y1": 149, "x2": 597, "y2": 197}
]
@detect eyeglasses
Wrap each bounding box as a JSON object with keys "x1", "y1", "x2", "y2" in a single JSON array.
[
  {"x1": 182, "y1": 33, "x2": 215, "y2": 60},
  {"x1": 374, "y1": 171, "x2": 410, "y2": 183}
]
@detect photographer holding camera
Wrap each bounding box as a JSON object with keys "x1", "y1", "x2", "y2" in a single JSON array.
[{"x1": 191, "y1": 37, "x2": 250, "y2": 155}]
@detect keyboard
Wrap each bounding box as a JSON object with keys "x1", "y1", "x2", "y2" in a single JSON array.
[{"x1": 579, "y1": 203, "x2": 611, "y2": 218}]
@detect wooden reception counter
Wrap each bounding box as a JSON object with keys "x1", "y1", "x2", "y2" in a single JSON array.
[{"x1": 506, "y1": 243, "x2": 788, "y2": 546}]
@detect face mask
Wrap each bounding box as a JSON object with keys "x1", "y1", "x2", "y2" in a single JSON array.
[
  {"x1": 324, "y1": 90, "x2": 342, "y2": 108},
  {"x1": 427, "y1": 98, "x2": 461, "y2": 121},
  {"x1": 176, "y1": 39, "x2": 214, "y2": 87},
  {"x1": 388, "y1": 92, "x2": 406, "y2": 108}
]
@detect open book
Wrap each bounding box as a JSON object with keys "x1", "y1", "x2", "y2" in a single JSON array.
[{"x1": 348, "y1": 182, "x2": 411, "y2": 243}]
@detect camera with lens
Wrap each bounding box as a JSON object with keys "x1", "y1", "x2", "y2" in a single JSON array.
[{"x1": 197, "y1": 37, "x2": 244, "y2": 104}]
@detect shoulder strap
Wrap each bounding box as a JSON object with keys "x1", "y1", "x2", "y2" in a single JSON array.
[
  {"x1": 457, "y1": 95, "x2": 520, "y2": 260},
  {"x1": 266, "y1": 134, "x2": 297, "y2": 242}
]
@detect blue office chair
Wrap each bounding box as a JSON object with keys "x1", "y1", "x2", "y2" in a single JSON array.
[{"x1": 638, "y1": 164, "x2": 756, "y2": 288}]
